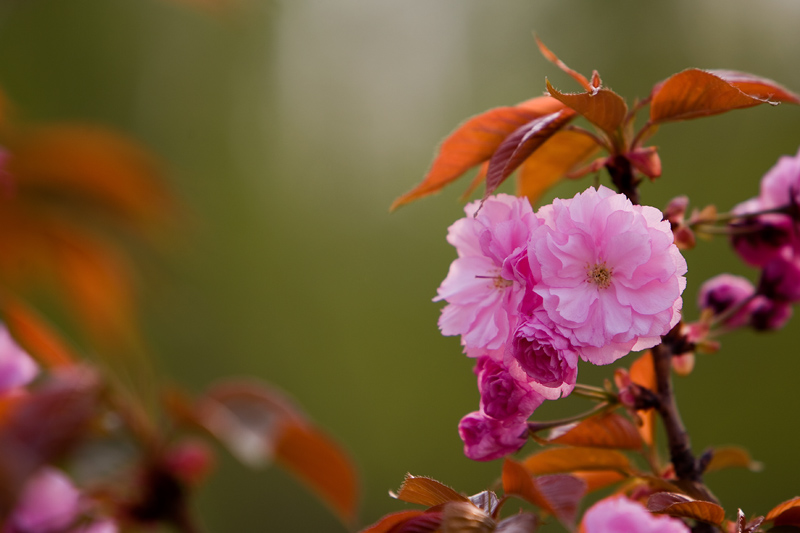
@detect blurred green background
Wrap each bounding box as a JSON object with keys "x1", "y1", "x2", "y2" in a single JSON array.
[{"x1": 1, "y1": 0, "x2": 799, "y2": 530}]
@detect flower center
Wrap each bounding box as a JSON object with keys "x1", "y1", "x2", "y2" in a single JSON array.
[{"x1": 586, "y1": 262, "x2": 613, "y2": 289}]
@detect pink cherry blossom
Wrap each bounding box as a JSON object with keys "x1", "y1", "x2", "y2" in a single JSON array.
[
  {"x1": 582, "y1": 496, "x2": 689, "y2": 533},
  {"x1": 0, "y1": 325, "x2": 38, "y2": 395},
  {"x1": 729, "y1": 198, "x2": 796, "y2": 268},
  {"x1": 436, "y1": 194, "x2": 540, "y2": 350},
  {"x1": 758, "y1": 145, "x2": 800, "y2": 210},
  {"x1": 528, "y1": 186, "x2": 687, "y2": 365},
  {"x1": 457, "y1": 410, "x2": 528, "y2": 461},
  {"x1": 758, "y1": 256, "x2": 800, "y2": 302},
  {"x1": 507, "y1": 310, "x2": 578, "y2": 399},
  {"x1": 5, "y1": 468, "x2": 81, "y2": 533},
  {"x1": 749, "y1": 295, "x2": 793, "y2": 331},
  {"x1": 475, "y1": 356, "x2": 544, "y2": 421}
]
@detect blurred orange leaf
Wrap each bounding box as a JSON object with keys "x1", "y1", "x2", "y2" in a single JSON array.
[
  {"x1": 359, "y1": 511, "x2": 427, "y2": 533},
  {"x1": 392, "y1": 474, "x2": 469, "y2": 507},
  {"x1": 196, "y1": 380, "x2": 359, "y2": 525},
  {"x1": 545, "y1": 412, "x2": 643, "y2": 450},
  {"x1": 766, "y1": 497, "x2": 800, "y2": 527},
  {"x1": 441, "y1": 501, "x2": 495, "y2": 533},
  {"x1": 709, "y1": 70, "x2": 800, "y2": 104},
  {"x1": 522, "y1": 447, "x2": 632, "y2": 476},
  {"x1": 516, "y1": 129, "x2": 600, "y2": 205},
  {"x1": 571, "y1": 470, "x2": 627, "y2": 493},
  {"x1": 0, "y1": 297, "x2": 76, "y2": 368},
  {"x1": 484, "y1": 109, "x2": 576, "y2": 198},
  {"x1": 705, "y1": 446, "x2": 762, "y2": 474},
  {"x1": 630, "y1": 351, "x2": 656, "y2": 446},
  {"x1": 647, "y1": 492, "x2": 725, "y2": 526},
  {"x1": 546, "y1": 80, "x2": 628, "y2": 139},
  {"x1": 391, "y1": 97, "x2": 563, "y2": 210},
  {"x1": 535, "y1": 36, "x2": 592, "y2": 92},
  {"x1": 650, "y1": 69, "x2": 775, "y2": 123}
]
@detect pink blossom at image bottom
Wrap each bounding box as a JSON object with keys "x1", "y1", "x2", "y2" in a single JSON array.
[
  {"x1": 0, "y1": 325, "x2": 38, "y2": 394},
  {"x1": 529, "y1": 186, "x2": 687, "y2": 365},
  {"x1": 582, "y1": 496, "x2": 689, "y2": 533},
  {"x1": 435, "y1": 194, "x2": 539, "y2": 351}
]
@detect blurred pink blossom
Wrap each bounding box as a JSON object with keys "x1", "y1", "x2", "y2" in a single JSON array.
[
  {"x1": 582, "y1": 496, "x2": 689, "y2": 533},
  {"x1": 0, "y1": 325, "x2": 38, "y2": 395},
  {"x1": 698, "y1": 273, "x2": 755, "y2": 328}
]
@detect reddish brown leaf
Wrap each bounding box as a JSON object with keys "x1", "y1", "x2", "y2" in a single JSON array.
[
  {"x1": 441, "y1": 501, "x2": 495, "y2": 533},
  {"x1": 705, "y1": 446, "x2": 762, "y2": 474},
  {"x1": 358, "y1": 510, "x2": 427, "y2": 533},
  {"x1": 767, "y1": 497, "x2": 800, "y2": 527},
  {"x1": 503, "y1": 459, "x2": 585, "y2": 527},
  {"x1": 484, "y1": 109, "x2": 576, "y2": 198},
  {"x1": 647, "y1": 492, "x2": 725, "y2": 526},
  {"x1": 275, "y1": 421, "x2": 360, "y2": 526},
  {"x1": 496, "y1": 513, "x2": 538, "y2": 533},
  {"x1": 0, "y1": 298, "x2": 76, "y2": 368},
  {"x1": 391, "y1": 97, "x2": 564, "y2": 210},
  {"x1": 196, "y1": 380, "x2": 359, "y2": 525},
  {"x1": 546, "y1": 80, "x2": 628, "y2": 139},
  {"x1": 630, "y1": 351, "x2": 657, "y2": 446},
  {"x1": 392, "y1": 512, "x2": 443, "y2": 533},
  {"x1": 650, "y1": 69, "x2": 774, "y2": 123},
  {"x1": 515, "y1": 130, "x2": 600, "y2": 205},
  {"x1": 546, "y1": 412, "x2": 643, "y2": 450},
  {"x1": 535, "y1": 36, "x2": 592, "y2": 92},
  {"x1": 571, "y1": 470, "x2": 627, "y2": 493},
  {"x1": 393, "y1": 474, "x2": 469, "y2": 507},
  {"x1": 709, "y1": 70, "x2": 800, "y2": 104},
  {"x1": 522, "y1": 447, "x2": 632, "y2": 476}
]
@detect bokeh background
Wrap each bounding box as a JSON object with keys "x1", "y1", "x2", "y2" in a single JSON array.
[{"x1": 1, "y1": 0, "x2": 799, "y2": 530}]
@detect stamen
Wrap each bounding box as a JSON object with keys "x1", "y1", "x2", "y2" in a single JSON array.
[{"x1": 586, "y1": 262, "x2": 613, "y2": 289}]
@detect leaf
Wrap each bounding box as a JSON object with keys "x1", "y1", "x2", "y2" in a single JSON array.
[
  {"x1": 392, "y1": 513, "x2": 443, "y2": 533},
  {"x1": 358, "y1": 510, "x2": 427, "y2": 533},
  {"x1": 767, "y1": 497, "x2": 800, "y2": 527},
  {"x1": 495, "y1": 513, "x2": 538, "y2": 533},
  {"x1": 629, "y1": 351, "x2": 657, "y2": 446},
  {"x1": 647, "y1": 492, "x2": 726, "y2": 526},
  {"x1": 393, "y1": 474, "x2": 469, "y2": 507},
  {"x1": 535, "y1": 36, "x2": 592, "y2": 92},
  {"x1": 546, "y1": 80, "x2": 628, "y2": 138},
  {"x1": 522, "y1": 447, "x2": 632, "y2": 476},
  {"x1": 503, "y1": 459, "x2": 585, "y2": 527},
  {"x1": 571, "y1": 470, "x2": 627, "y2": 493},
  {"x1": 196, "y1": 380, "x2": 359, "y2": 525},
  {"x1": 515, "y1": 130, "x2": 600, "y2": 205},
  {"x1": 0, "y1": 297, "x2": 77, "y2": 368},
  {"x1": 391, "y1": 97, "x2": 564, "y2": 210},
  {"x1": 275, "y1": 420, "x2": 360, "y2": 525},
  {"x1": 650, "y1": 69, "x2": 775, "y2": 123},
  {"x1": 705, "y1": 446, "x2": 763, "y2": 474},
  {"x1": 546, "y1": 412, "x2": 643, "y2": 450},
  {"x1": 709, "y1": 70, "x2": 800, "y2": 104},
  {"x1": 441, "y1": 501, "x2": 495, "y2": 533},
  {"x1": 469, "y1": 491, "x2": 500, "y2": 517},
  {"x1": 484, "y1": 109, "x2": 576, "y2": 198}
]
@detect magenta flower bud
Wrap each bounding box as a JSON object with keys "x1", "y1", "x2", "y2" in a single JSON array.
[
  {"x1": 458, "y1": 411, "x2": 528, "y2": 461},
  {"x1": 758, "y1": 256, "x2": 800, "y2": 302},
  {"x1": 508, "y1": 312, "x2": 578, "y2": 400},
  {"x1": 582, "y1": 496, "x2": 689, "y2": 533},
  {"x1": 730, "y1": 211, "x2": 796, "y2": 268},
  {"x1": 697, "y1": 274, "x2": 755, "y2": 328},
  {"x1": 475, "y1": 357, "x2": 544, "y2": 421},
  {"x1": 7, "y1": 468, "x2": 81, "y2": 533},
  {"x1": 749, "y1": 296, "x2": 793, "y2": 331}
]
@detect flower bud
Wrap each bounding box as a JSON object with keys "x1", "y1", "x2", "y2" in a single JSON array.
[{"x1": 697, "y1": 274, "x2": 755, "y2": 328}]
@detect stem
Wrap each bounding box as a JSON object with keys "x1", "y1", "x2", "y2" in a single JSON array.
[
  {"x1": 527, "y1": 402, "x2": 613, "y2": 434},
  {"x1": 605, "y1": 154, "x2": 640, "y2": 205},
  {"x1": 572, "y1": 383, "x2": 616, "y2": 402}
]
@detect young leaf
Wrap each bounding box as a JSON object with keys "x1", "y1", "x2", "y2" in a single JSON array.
[
  {"x1": 546, "y1": 412, "x2": 643, "y2": 450},
  {"x1": 441, "y1": 501, "x2": 495, "y2": 533},
  {"x1": 650, "y1": 69, "x2": 775, "y2": 123},
  {"x1": 629, "y1": 351, "x2": 657, "y2": 446},
  {"x1": 570, "y1": 470, "x2": 627, "y2": 493},
  {"x1": 275, "y1": 420, "x2": 360, "y2": 526},
  {"x1": 484, "y1": 109, "x2": 576, "y2": 198},
  {"x1": 391, "y1": 97, "x2": 564, "y2": 210},
  {"x1": 496, "y1": 513, "x2": 538, "y2": 533},
  {"x1": 767, "y1": 497, "x2": 800, "y2": 527},
  {"x1": 392, "y1": 474, "x2": 469, "y2": 507},
  {"x1": 522, "y1": 447, "x2": 632, "y2": 476},
  {"x1": 535, "y1": 36, "x2": 592, "y2": 92},
  {"x1": 647, "y1": 492, "x2": 726, "y2": 526},
  {"x1": 469, "y1": 491, "x2": 500, "y2": 517},
  {"x1": 708, "y1": 70, "x2": 800, "y2": 104},
  {"x1": 503, "y1": 459, "x2": 585, "y2": 527},
  {"x1": 359, "y1": 511, "x2": 427, "y2": 533},
  {"x1": 626, "y1": 147, "x2": 662, "y2": 180},
  {"x1": 705, "y1": 446, "x2": 763, "y2": 474},
  {"x1": 546, "y1": 80, "x2": 628, "y2": 139},
  {"x1": 0, "y1": 298, "x2": 77, "y2": 368},
  {"x1": 515, "y1": 130, "x2": 600, "y2": 205}
]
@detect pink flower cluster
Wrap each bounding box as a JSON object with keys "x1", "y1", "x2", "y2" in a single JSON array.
[
  {"x1": 437, "y1": 187, "x2": 687, "y2": 460},
  {"x1": 581, "y1": 496, "x2": 689, "y2": 533},
  {"x1": 721, "y1": 147, "x2": 800, "y2": 330}
]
